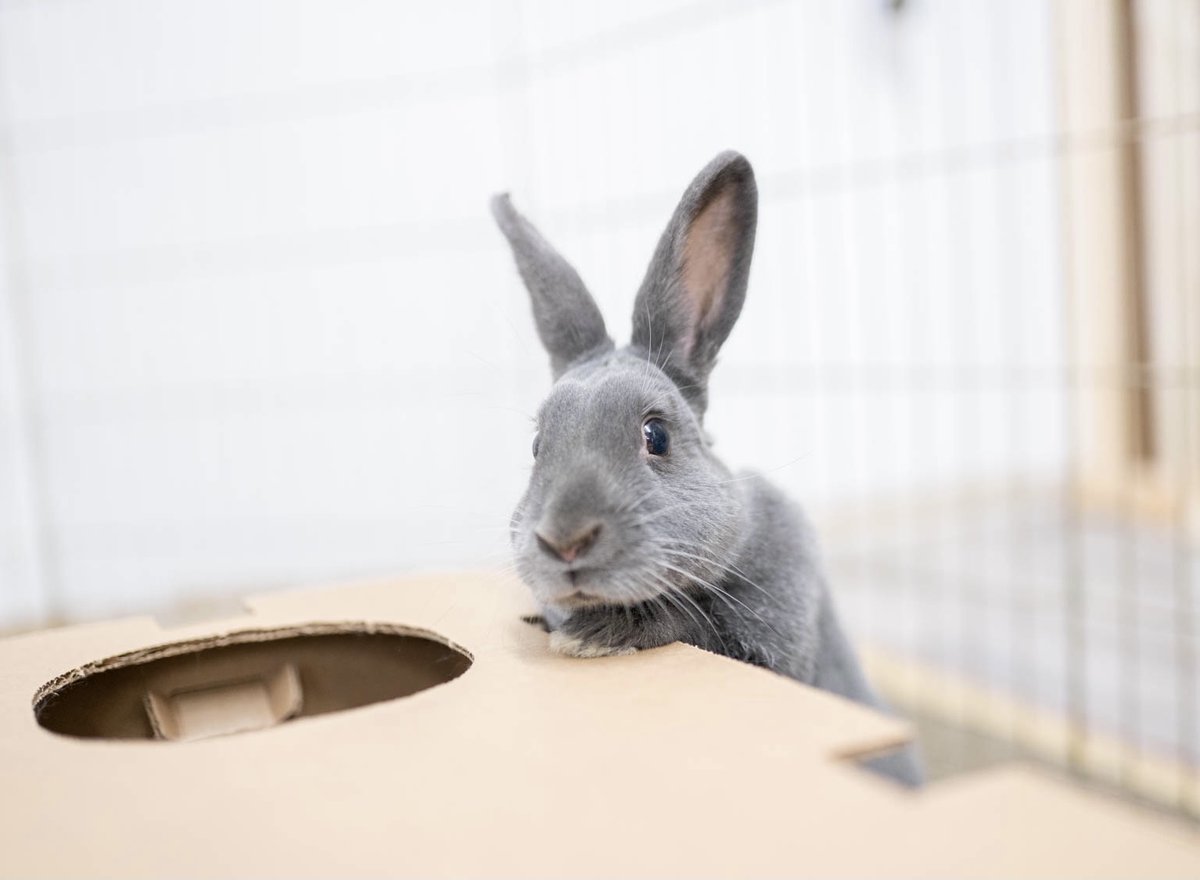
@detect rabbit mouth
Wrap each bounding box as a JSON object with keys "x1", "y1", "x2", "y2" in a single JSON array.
[
  {"x1": 545, "y1": 569, "x2": 625, "y2": 608},
  {"x1": 550, "y1": 589, "x2": 605, "y2": 609}
]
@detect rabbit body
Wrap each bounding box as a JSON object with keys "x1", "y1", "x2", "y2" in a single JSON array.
[{"x1": 493, "y1": 152, "x2": 921, "y2": 786}]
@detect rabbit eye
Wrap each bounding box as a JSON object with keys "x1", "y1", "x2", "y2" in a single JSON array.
[
  {"x1": 642, "y1": 418, "x2": 670, "y2": 456},
  {"x1": 532, "y1": 432, "x2": 540, "y2": 458}
]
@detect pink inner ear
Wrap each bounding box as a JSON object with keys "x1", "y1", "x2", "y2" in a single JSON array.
[{"x1": 681, "y1": 185, "x2": 738, "y2": 341}]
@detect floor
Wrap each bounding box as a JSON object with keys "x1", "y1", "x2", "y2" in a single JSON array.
[{"x1": 827, "y1": 492, "x2": 1200, "y2": 786}]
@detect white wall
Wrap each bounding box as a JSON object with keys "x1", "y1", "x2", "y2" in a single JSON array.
[{"x1": 0, "y1": 0, "x2": 1065, "y2": 628}]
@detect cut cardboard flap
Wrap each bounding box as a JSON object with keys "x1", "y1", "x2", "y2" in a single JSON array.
[{"x1": 145, "y1": 664, "x2": 303, "y2": 742}]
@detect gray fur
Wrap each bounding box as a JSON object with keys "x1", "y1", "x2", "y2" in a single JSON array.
[
  {"x1": 492, "y1": 151, "x2": 922, "y2": 787},
  {"x1": 491, "y1": 194, "x2": 614, "y2": 377},
  {"x1": 631, "y1": 150, "x2": 756, "y2": 417}
]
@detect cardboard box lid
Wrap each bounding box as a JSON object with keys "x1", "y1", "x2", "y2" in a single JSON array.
[{"x1": 1, "y1": 572, "x2": 1197, "y2": 878}]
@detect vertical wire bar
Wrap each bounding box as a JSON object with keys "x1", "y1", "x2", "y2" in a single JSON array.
[
  {"x1": 992, "y1": 0, "x2": 1027, "y2": 759},
  {"x1": 753, "y1": 5, "x2": 792, "y2": 521},
  {"x1": 829, "y1": 0, "x2": 870, "y2": 646},
  {"x1": 940, "y1": 0, "x2": 975, "y2": 766},
  {"x1": 1051, "y1": 0, "x2": 1088, "y2": 778},
  {"x1": 848, "y1": 0, "x2": 888, "y2": 656},
  {"x1": 1114, "y1": 0, "x2": 1149, "y2": 790},
  {"x1": 877, "y1": 4, "x2": 921, "y2": 720},
  {"x1": 909, "y1": 7, "x2": 935, "y2": 715},
  {"x1": 792, "y1": 2, "x2": 828, "y2": 585},
  {"x1": 1169, "y1": 0, "x2": 1199, "y2": 819},
  {"x1": 493, "y1": 0, "x2": 537, "y2": 492},
  {"x1": 925, "y1": 0, "x2": 956, "y2": 762},
  {"x1": 955, "y1": 0, "x2": 985, "y2": 738},
  {"x1": 786, "y1": 0, "x2": 817, "y2": 535}
]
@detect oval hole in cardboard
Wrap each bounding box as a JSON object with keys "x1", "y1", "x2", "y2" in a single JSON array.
[{"x1": 32, "y1": 623, "x2": 472, "y2": 742}]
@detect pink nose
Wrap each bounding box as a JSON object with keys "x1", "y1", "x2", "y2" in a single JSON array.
[{"x1": 535, "y1": 523, "x2": 603, "y2": 563}]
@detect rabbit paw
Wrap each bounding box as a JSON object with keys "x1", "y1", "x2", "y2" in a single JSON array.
[
  {"x1": 548, "y1": 630, "x2": 639, "y2": 658},
  {"x1": 521, "y1": 614, "x2": 551, "y2": 632}
]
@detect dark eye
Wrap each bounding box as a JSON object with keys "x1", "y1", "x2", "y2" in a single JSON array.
[
  {"x1": 642, "y1": 418, "x2": 670, "y2": 456},
  {"x1": 532, "y1": 432, "x2": 540, "y2": 458}
]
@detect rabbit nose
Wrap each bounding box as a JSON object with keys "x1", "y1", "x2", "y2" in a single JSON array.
[{"x1": 535, "y1": 523, "x2": 603, "y2": 563}]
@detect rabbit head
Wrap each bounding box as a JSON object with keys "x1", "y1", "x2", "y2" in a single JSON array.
[{"x1": 492, "y1": 151, "x2": 757, "y2": 620}]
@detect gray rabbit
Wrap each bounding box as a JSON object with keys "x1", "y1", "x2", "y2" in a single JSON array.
[{"x1": 492, "y1": 151, "x2": 921, "y2": 786}]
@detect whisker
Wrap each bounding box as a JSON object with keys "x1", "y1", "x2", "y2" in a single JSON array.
[
  {"x1": 654, "y1": 560, "x2": 782, "y2": 635},
  {"x1": 713, "y1": 455, "x2": 810, "y2": 485},
  {"x1": 642, "y1": 572, "x2": 725, "y2": 650},
  {"x1": 653, "y1": 543, "x2": 775, "y2": 601},
  {"x1": 657, "y1": 581, "x2": 726, "y2": 652}
]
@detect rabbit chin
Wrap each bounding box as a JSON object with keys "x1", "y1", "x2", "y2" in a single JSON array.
[{"x1": 531, "y1": 564, "x2": 669, "y2": 613}]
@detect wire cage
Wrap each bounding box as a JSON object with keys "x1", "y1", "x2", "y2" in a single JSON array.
[
  {"x1": 0, "y1": 0, "x2": 1196, "y2": 819},
  {"x1": 817, "y1": 0, "x2": 1200, "y2": 818}
]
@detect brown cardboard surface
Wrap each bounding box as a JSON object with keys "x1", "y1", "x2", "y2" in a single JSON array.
[{"x1": 1, "y1": 571, "x2": 1197, "y2": 878}]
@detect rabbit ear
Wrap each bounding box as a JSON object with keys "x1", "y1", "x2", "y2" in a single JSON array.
[
  {"x1": 630, "y1": 151, "x2": 757, "y2": 415},
  {"x1": 492, "y1": 194, "x2": 613, "y2": 377}
]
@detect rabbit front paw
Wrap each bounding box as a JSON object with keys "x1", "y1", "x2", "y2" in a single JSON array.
[{"x1": 548, "y1": 630, "x2": 639, "y2": 658}]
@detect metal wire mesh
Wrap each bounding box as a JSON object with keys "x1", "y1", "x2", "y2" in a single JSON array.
[{"x1": 821, "y1": 0, "x2": 1200, "y2": 818}]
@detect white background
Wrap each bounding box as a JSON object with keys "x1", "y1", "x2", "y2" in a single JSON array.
[{"x1": 0, "y1": 0, "x2": 1065, "y2": 629}]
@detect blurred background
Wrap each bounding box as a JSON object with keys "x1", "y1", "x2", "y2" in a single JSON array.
[{"x1": 0, "y1": 0, "x2": 1197, "y2": 817}]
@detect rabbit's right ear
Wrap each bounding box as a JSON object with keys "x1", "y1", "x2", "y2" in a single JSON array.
[{"x1": 491, "y1": 195, "x2": 613, "y2": 378}]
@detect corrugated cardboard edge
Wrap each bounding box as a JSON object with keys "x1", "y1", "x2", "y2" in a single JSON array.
[{"x1": 31, "y1": 621, "x2": 473, "y2": 718}]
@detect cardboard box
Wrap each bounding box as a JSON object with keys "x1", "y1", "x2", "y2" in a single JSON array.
[{"x1": 2, "y1": 572, "x2": 1197, "y2": 877}]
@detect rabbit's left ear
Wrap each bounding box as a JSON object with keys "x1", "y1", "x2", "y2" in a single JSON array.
[
  {"x1": 630, "y1": 151, "x2": 757, "y2": 415},
  {"x1": 492, "y1": 194, "x2": 613, "y2": 378}
]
